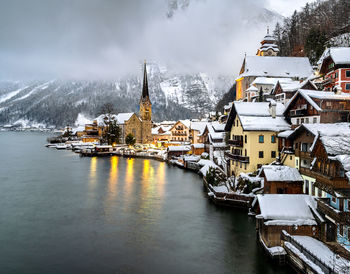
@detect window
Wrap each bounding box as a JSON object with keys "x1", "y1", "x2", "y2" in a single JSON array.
[
  {"x1": 346, "y1": 83, "x2": 350, "y2": 91},
  {"x1": 259, "y1": 135, "x2": 264, "y2": 143},
  {"x1": 313, "y1": 117, "x2": 317, "y2": 123},
  {"x1": 339, "y1": 225, "x2": 344, "y2": 236},
  {"x1": 244, "y1": 163, "x2": 247, "y2": 170},
  {"x1": 259, "y1": 151, "x2": 264, "y2": 158},
  {"x1": 245, "y1": 135, "x2": 247, "y2": 144},
  {"x1": 301, "y1": 143, "x2": 308, "y2": 152},
  {"x1": 271, "y1": 135, "x2": 276, "y2": 143},
  {"x1": 346, "y1": 70, "x2": 350, "y2": 78},
  {"x1": 296, "y1": 118, "x2": 300, "y2": 125},
  {"x1": 301, "y1": 118, "x2": 304, "y2": 123},
  {"x1": 332, "y1": 196, "x2": 336, "y2": 203},
  {"x1": 271, "y1": 151, "x2": 276, "y2": 158},
  {"x1": 290, "y1": 156, "x2": 292, "y2": 161},
  {"x1": 295, "y1": 143, "x2": 299, "y2": 150},
  {"x1": 305, "y1": 118, "x2": 309, "y2": 124},
  {"x1": 318, "y1": 189, "x2": 322, "y2": 197},
  {"x1": 335, "y1": 72, "x2": 338, "y2": 79},
  {"x1": 305, "y1": 180, "x2": 309, "y2": 194}
]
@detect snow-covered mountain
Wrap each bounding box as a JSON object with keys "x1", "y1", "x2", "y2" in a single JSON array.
[{"x1": 0, "y1": 64, "x2": 232, "y2": 128}]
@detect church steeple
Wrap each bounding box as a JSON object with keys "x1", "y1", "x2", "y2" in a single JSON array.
[
  {"x1": 141, "y1": 60, "x2": 149, "y2": 100},
  {"x1": 139, "y1": 60, "x2": 152, "y2": 122},
  {"x1": 256, "y1": 27, "x2": 279, "y2": 56}
]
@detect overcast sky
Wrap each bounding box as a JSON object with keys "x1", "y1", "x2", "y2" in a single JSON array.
[{"x1": 0, "y1": 0, "x2": 312, "y2": 80}]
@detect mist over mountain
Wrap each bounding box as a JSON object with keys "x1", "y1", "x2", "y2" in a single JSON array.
[{"x1": 0, "y1": 1, "x2": 285, "y2": 127}]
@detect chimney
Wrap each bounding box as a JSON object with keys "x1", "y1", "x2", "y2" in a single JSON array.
[{"x1": 269, "y1": 100, "x2": 277, "y2": 118}]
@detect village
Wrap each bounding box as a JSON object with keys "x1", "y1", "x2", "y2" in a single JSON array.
[{"x1": 45, "y1": 31, "x2": 350, "y2": 273}]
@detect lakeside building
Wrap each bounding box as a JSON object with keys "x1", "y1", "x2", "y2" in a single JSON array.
[
  {"x1": 79, "y1": 62, "x2": 153, "y2": 144},
  {"x1": 235, "y1": 30, "x2": 313, "y2": 101},
  {"x1": 255, "y1": 194, "x2": 322, "y2": 248},
  {"x1": 284, "y1": 89, "x2": 350, "y2": 129},
  {"x1": 224, "y1": 101, "x2": 290, "y2": 176},
  {"x1": 259, "y1": 165, "x2": 304, "y2": 194},
  {"x1": 318, "y1": 47, "x2": 350, "y2": 92}
]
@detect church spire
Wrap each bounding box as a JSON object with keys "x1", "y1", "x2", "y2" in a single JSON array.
[{"x1": 141, "y1": 60, "x2": 149, "y2": 99}]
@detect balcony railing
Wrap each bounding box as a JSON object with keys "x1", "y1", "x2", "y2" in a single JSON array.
[
  {"x1": 317, "y1": 198, "x2": 350, "y2": 224},
  {"x1": 172, "y1": 132, "x2": 187, "y2": 136},
  {"x1": 228, "y1": 139, "x2": 243, "y2": 147},
  {"x1": 225, "y1": 152, "x2": 249, "y2": 163}
]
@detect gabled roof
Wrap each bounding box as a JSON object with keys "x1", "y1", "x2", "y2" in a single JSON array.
[
  {"x1": 225, "y1": 101, "x2": 290, "y2": 132},
  {"x1": 252, "y1": 77, "x2": 293, "y2": 86},
  {"x1": 257, "y1": 194, "x2": 317, "y2": 221},
  {"x1": 169, "y1": 120, "x2": 191, "y2": 131},
  {"x1": 190, "y1": 121, "x2": 208, "y2": 136},
  {"x1": 274, "y1": 79, "x2": 317, "y2": 94},
  {"x1": 284, "y1": 89, "x2": 350, "y2": 114},
  {"x1": 260, "y1": 165, "x2": 303, "y2": 182},
  {"x1": 237, "y1": 56, "x2": 313, "y2": 79},
  {"x1": 318, "y1": 47, "x2": 350, "y2": 66}
]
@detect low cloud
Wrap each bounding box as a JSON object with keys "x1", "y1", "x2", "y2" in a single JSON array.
[{"x1": 0, "y1": 0, "x2": 294, "y2": 80}]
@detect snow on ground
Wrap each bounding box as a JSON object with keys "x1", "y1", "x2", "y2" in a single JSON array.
[
  {"x1": 0, "y1": 86, "x2": 29, "y2": 103},
  {"x1": 292, "y1": 235, "x2": 350, "y2": 273},
  {"x1": 75, "y1": 113, "x2": 92, "y2": 126},
  {"x1": 14, "y1": 81, "x2": 54, "y2": 101}
]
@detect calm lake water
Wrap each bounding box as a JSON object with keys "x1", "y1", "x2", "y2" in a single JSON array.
[{"x1": 0, "y1": 132, "x2": 293, "y2": 273}]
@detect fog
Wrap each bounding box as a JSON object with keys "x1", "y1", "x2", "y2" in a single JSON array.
[{"x1": 0, "y1": 0, "x2": 310, "y2": 80}]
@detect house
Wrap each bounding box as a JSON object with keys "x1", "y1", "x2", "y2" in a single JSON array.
[
  {"x1": 272, "y1": 79, "x2": 317, "y2": 105},
  {"x1": 318, "y1": 47, "x2": 350, "y2": 91},
  {"x1": 225, "y1": 101, "x2": 290, "y2": 175},
  {"x1": 202, "y1": 122, "x2": 227, "y2": 167},
  {"x1": 298, "y1": 123, "x2": 350, "y2": 247},
  {"x1": 256, "y1": 194, "x2": 322, "y2": 248},
  {"x1": 80, "y1": 120, "x2": 103, "y2": 143},
  {"x1": 190, "y1": 121, "x2": 208, "y2": 144},
  {"x1": 276, "y1": 130, "x2": 295, "y2": 168},
  {"x1": 259, "y1": 165, "x2": 304, "y2": 194},
  {"x1": 235, "y1": 56, "x2": 313, "y2": 100},
  {"x1": 167, "y1": 145, "x2": 191, "y2": 160},
  {"x1": 288, "y1": 123, "x2": 350, "y2": 198},
  {"x1": 152, "y1": 125, "x2": 171, "y2": 145},
  {"x1": 284, "y1": 89, "x2": 350, "y2": 128},
  {"x1": 169, "y1": 120, "x2": 191, "y2": 144}
]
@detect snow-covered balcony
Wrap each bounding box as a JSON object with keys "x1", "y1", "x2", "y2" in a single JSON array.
[
  {"x1": 317, "y1": 198, "x2": 350, "y2": 224},
  {"x1": 227, "y1": 139, "x2": 243, "y2": 147},
  {"x1": 224, "y1": 151, "x2": 249, "y2": 163}
]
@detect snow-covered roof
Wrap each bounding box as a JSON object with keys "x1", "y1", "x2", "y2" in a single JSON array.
[
  {"x1": 190, "y1": 121, "x2": 208, "y2": 135},
  {"x1": 238, "y1": 56, "x2": 313, "y2": 79},
  {"x1": 252, "y1": 77, "x2": 293, "y2": 86},
  {"x1": 246, "y1": 85, "x2": 258, "y2": 92},
  {"x1": 277, "y1": 130, "x2": 294, "y2": 138},
  {"x1": 95, "y1": 113, "x2": 135, "y2": 125},
  {"x1": 257, "y1": 194, "x2": 317, "y2": 221},
  {"x1": 167, "y1": 145, "x2": 191, "y2": 152},
  {"x1": 318, "y1": 47, "x2": 350, "y2": 65},
  {"x1": 234, "y1": 101, "x2": 285, "y2": 117},
  {"x1": 285, "y1": 89, "x2": 350, "y2": 113},
  {"x1": 211, "y1": 121, "x2": 225, "y2": 132},
  {"x1": 239, "y1": 116, "x2": 290, "y2": 131},
  {"x1": 260, "y1": 165, "x2": 303, "y2": 182},
  {"x1": 207, "y1": 123, "x2": 225, "y2": 140},
  {"x1": 234, "y1": 102, "x2": 290, "y2": 131}
]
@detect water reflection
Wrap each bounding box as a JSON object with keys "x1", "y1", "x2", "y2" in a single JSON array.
[
  {"x1": 124, "y1": 158, "x2": 134, "y2": 202},
  {"x1": 108, "y1": 156, "x2": 119, "y2": 198},
  {"x1": 157, "y1": 162, "x2": 165, "y2": 197},
  {"x1": 89, "y1": 157, "x2": 98, "y2": 189}
]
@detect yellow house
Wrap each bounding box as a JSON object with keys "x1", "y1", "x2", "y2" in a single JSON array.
[{"x1": 224, "y1": 101, "x2": 290, "y2": 176}]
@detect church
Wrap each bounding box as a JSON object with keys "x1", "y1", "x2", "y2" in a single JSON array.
[
  {"x1": 80, "y1": 62, "x2": 153, "y2": 144},
  {"x1": 235, "y1": 28, "x2": 313, "y2": 101},
  {"x1": 123, "y1": 61, "x2": 153, "y2": 144}
]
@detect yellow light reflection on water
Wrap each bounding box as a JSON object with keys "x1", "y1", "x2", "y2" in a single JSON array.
[
  {"x1": 124, "y1": 158, "x2": 134, "y2": 197},
  {"x1": 157, "y1": 162, "x2": 166, "y2": 197},
  {"x1": 108, "y1": 156, "x2": 119, "y2": 197},
  {"x1": 89, "y1": 157, "x2": 98, "y2": 188}
]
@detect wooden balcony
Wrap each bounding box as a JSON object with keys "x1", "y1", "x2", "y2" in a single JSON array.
[
  {"x1": 317, "y1": 198, "x2": 350, "y2": 224},
  {"x1": 299, "y1": 167, "x2": 349, "y2": 189},
  {"x1": 228, "y1": 139, "x2": 243, "y2": 147},
  {"x1": 225, "y1": 152, "x2": 249, "y2": 163}
]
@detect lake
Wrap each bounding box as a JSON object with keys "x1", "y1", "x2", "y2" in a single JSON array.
[{"x1": 0, "y1": 132, "x2": 293, "y2": 273}]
